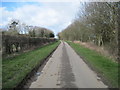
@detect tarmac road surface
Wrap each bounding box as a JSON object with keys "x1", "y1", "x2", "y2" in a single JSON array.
[{"x1": 29, "y1": 41, "x2": 108, "y2": 88}]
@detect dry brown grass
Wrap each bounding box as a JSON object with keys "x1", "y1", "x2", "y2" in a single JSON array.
[{"x1": 73, "y1": 41, "x2": 117, "y2": 62}]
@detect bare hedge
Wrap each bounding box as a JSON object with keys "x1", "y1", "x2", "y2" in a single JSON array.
[{"x1": 2, "y1": 35, "x2": 57, "y2": 56}]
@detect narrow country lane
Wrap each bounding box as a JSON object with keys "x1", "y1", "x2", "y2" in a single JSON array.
[{"x1": 29, "y1": 41, "x2": 108, "y2": 88}]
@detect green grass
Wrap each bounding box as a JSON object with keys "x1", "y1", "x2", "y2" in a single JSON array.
[
  {"x1": 67, "y1": 41, "x2": 119, "y2": 88},
  {"x1": 2, "y1": 41, "x2": 60, "y2": 88}
]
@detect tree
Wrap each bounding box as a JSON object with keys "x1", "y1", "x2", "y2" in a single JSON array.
[
  {"x1": 59, "y1": 2, "x2": 118, "y2": 58},
  {"x1": 49, "y1": 33, "x2": 54, "y2": 38},
  {"x1": 7, "y1": 19, "x2": 19, "y2": 35}
]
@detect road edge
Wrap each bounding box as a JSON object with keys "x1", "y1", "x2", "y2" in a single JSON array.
[
  {"x1": 66, "y1": 41, "x2": 112, "y2": 88},
  {"x1": 14, "y1": 41, "x2": 61, "y2": 89}
]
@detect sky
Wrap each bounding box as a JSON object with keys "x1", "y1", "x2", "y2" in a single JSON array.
[{"x1": 0, "y1": 0, "x2": 82, "y2": 37}]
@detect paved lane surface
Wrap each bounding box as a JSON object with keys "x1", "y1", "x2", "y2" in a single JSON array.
[{"x1": 29, "y1": 41, "x2": 108, "y2": 88}]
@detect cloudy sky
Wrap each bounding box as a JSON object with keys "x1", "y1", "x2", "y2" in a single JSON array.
[{"x1": 0, "y1": 0, "x2": 83, "y2": 36}]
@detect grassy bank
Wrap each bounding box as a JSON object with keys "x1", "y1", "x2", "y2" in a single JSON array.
[
  {"x1": 2, "y1": 41, "x2": 60, "y2": 88},
  {"x1": 67, "y1": 41, "x2": 118, "y2": 88}
]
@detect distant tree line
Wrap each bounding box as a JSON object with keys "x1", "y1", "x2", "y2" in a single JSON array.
[
  {"x1": 58, "y1": 2, "x2": 120, "y2": 59},
  {"x1": 0, "y1": 19, "x2": 56, "y2": 57},
  {"x1": 1, "y1": 19, "x2": 55, "y2": 38}
]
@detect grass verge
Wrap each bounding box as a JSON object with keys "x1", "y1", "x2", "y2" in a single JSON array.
[
  {"x1": 2, "y1": 41, "x2": 60, "y2": 88},
  {"x1": 67, "y1": 41, "x2": 119, "y2": 88}
]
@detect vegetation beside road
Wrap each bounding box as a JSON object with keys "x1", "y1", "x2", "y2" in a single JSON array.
[
  {"x1": 67, "y1": 41, "x2": 118, "y2": 88},
  {"x1": 2, "y1": 41, "x2": 60, "y2": 88},
  {"x1": 58, "y1": 2, "x2": 119, "y2": 61}
]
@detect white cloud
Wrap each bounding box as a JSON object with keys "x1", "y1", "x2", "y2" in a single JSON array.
[
  {"x1": 0, "y1": 2, "x2": 80, "y2": 36},
  {"x1": 2, "y1": 0, "x2": 83, "y2": 2}
]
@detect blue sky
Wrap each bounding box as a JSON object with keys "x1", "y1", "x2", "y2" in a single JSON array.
[{"x1": 0, "y1": 0, "x2": 81, "y2": 37}]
